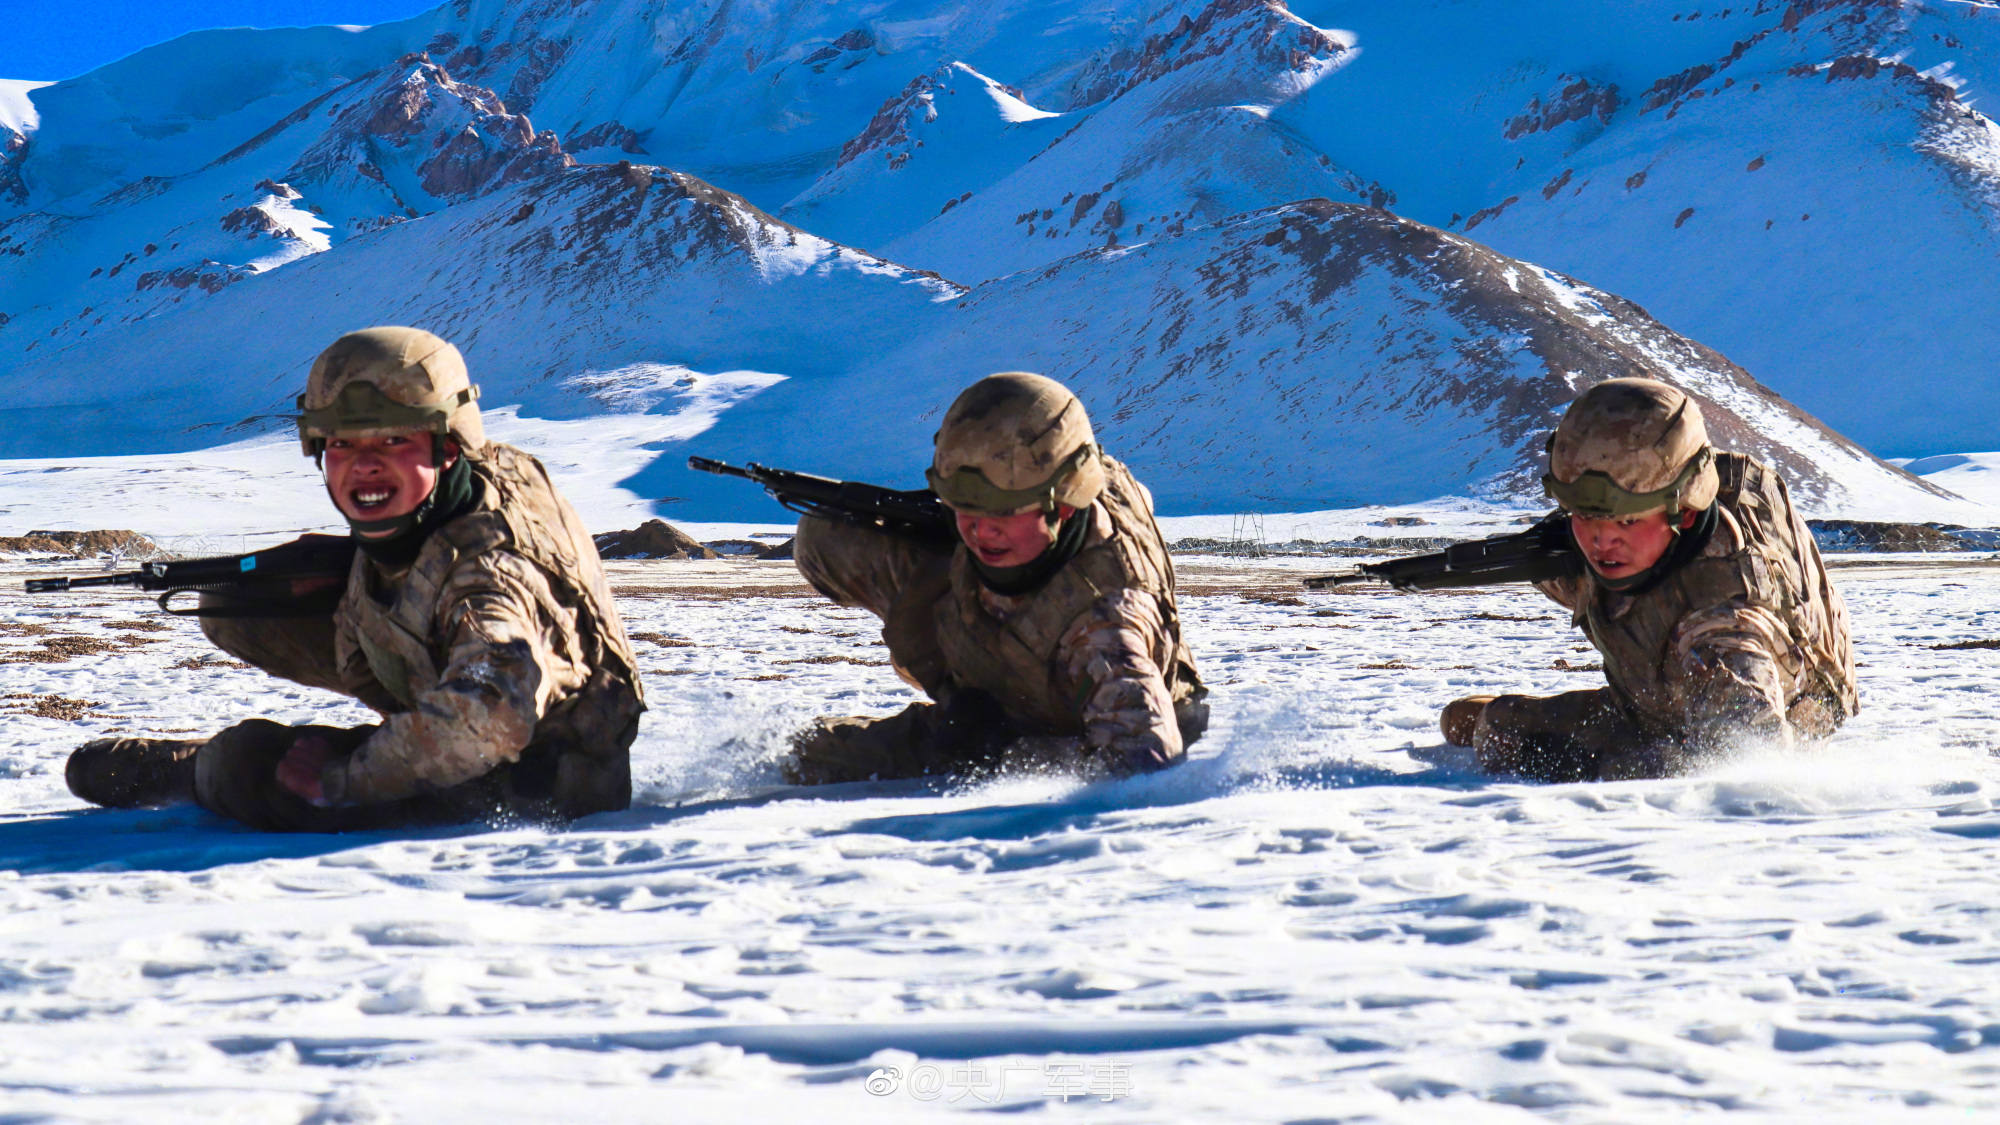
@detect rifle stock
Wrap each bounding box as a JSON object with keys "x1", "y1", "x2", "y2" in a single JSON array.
[
  {"x1": 25, "y1": 534, "x2": 357, "y2": 617},
  {"x1": 689, "y1": 456, "x2": 958, "y2": 548},
  {"x1": 1303, "y1": 514, "x2": 1583, "y2": 591}
]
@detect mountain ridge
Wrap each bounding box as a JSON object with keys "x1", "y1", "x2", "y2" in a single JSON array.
[{"x1": 0, "y1": 0, "x2": 1988, "y2": 522}]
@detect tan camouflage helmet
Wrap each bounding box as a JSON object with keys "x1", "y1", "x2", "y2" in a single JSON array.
[
  {"x1": 926, "y1": 372, "x2": 1107, "y2": 515},
  {"x1": 296, "y1": 326, "x2": 483, "y2": 461},
  {"x1": 1544, "y1": 377, "x2": 1719, "y2": 518}
]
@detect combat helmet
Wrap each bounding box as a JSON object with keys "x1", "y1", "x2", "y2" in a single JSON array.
[
  {"x1": 1543, "y1": 378, "x2": 1718, "y2": 519},
  {"x1": 926, "y1": 373, "x2": 1107, "y2": 516},
  {"x1": 296, "y1": 326, "x2": 483, "y2": 464}
]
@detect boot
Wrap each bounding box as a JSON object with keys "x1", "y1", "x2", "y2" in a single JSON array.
[
  {"x1": 782, "y1": 704, "x2": 939, "y2": 785},
  {"x1": 1439, "y1": 696, "x2": 1496, "y2": 747},
  {"x1": 66, "y1": 737, "x2": 205, "y2": 808}
]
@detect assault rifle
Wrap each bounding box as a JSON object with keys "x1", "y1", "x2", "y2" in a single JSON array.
[
  {"x1": 1303, "y1": 513, "x2": 1584, "y2": 591},
  {"x1": 24, "y1": 534, "x2": 357, "y2": 617},
  {"x1": 688, "y1": 456, "x2": 958, "y2": 548}
]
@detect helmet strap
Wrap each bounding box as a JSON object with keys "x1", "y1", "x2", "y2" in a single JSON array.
[{"x1": 970, "y1": 506, "x2": 1091, "y2": 596}]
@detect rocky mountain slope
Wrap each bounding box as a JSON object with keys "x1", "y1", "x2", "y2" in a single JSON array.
[
  {"x1": 680, "y1": 198, "x2": 1954, "y2": 516},
  {"x1": 0, "y1": 0, "x2": 1985, "y2": 521}
]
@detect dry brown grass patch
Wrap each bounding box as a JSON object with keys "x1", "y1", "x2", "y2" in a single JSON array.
[
  {"x1": 630, "y1": 632, "x2": 696, "y2": 648},
  {"x1": 2, "y1": 635, "x2": 125, "y2": 663},
  {"x1": 2, "y1": 693, "x2": 102, "y2": 721}
]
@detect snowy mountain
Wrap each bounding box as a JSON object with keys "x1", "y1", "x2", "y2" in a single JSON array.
[
  {"x1": 0, "y1": 0, "x2": 1989, "y2": 523},
  {"x1": 682, "y1": 198, "x2": 1958, "y2": 518}
]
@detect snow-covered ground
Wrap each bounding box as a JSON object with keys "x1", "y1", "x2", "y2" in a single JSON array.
[{"x1": 3, "y1": 549, "x2": 2000, "y2": 1121}]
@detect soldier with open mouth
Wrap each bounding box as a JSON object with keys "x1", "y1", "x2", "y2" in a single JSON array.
[{"x1": 63, "y1": 326, "x2": 644, "y2": 830}]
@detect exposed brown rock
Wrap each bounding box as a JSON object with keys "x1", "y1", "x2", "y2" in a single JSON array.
[
  {"x1": 564, "y1": 121, "x2": 649, "y2": 155},
  {"x1": 835, "y1": 69, "x2": 948, "y2": 172},
  {"x1": 220, "y1": 206, "x2": 290, "y2": 237},
  {"x1": 705, "y1": 538, "x2": 796, "y2": 560},
  {"x1": 1641, "y1": 63, "x2": 1716, "y2": 112},
  {"x1": 0, "y1": 530, "x2": 159, "y2": 556},
  {"x1": 1807, "y1": 520, "x2": 1977, "y2": 553},
  {"x1": 1462, "y1": 195, "x2": 1520, "y2": 232},
  {"x1": 367, "y1": 67, "x2": 438, "y2": 139},
  {"x1": 134, "y1": 259, "x2": 255, "y2": 294},
  {"x1": 1505, "y1": 76, "x2": 1623, "y2": 139},
  {"x1": 593, "y1": 519, "x2": 720, "y2": 559},
  {"x1": 1067, "y1": 0, "x2": 1347, "y2": 109}
]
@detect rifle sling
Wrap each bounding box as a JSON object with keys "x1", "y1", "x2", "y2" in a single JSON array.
[{"x1": 158, "y1": 585, "x2": 349, "y2": 619}]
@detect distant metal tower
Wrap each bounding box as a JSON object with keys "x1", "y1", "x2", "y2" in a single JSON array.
[{"x1": 1228, "y1": 512, "x2": 1267, "y2": 557}]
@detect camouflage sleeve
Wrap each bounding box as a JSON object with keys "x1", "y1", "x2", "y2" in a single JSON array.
[
  {"x1": 795, "y1": 514, "x2": 951, "y2": 619},
  {"x1": 335, "y1": 637, "x2": 407, "y2": 717},
  {"x1": 322, "y1": 562, "x2": 573, "y2": 805},
  {"x1": 1533, "y1": 573, "x2": 1589, "y2": 613},
  {"x1": 1669, "y1": 602, "x2": 1795, "y2": 750},
  {"x1": 1055, "y1": 589, "x2": 1183, "y2": 775}
]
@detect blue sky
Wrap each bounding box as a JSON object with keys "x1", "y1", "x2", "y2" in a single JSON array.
[{"x1": 0, "y1": 0, "x2": 439, "y2": 81}]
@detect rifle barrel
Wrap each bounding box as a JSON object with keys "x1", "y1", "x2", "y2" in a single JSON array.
[
  {"x1": 687, "y1": 455, "x2": 753, "y2": 480},
  {"x1": 1301, "y1": 570, "x2": 1378, "y2": 590},
  {"x1": 25, "y1": 573, "x2": 140, "y2": 594}
]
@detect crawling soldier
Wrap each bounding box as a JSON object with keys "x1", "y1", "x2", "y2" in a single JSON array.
[
  {"x1": 1440, "y1": 377, "x2": 1857, "y2": 781},
  {"x1": 65, "y1": 327, "x2": 644, "y2": 830},
  {"x1": 785, "y1": 372, "x2": 1206, "y2": 783}
]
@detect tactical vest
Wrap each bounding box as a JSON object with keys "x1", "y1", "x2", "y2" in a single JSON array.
[
  {"x1": 1577, "y1": 453, "x2": 1857, "y2": 736},
  {"x1": 883, "y1": 459, "x2": 1205, "y2": 737},
  {"x1": 337, "y1": 443, "x2": 644, "y2": 817}
]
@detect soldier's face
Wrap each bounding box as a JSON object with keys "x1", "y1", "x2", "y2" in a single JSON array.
[
  {"x1": 323, "y1": 430, "x2": 455, "y2": 535},
  {"x1": 1570, "y1": 510, "x2": 1678, "y2": 580},
  {"x1": 955, "y1": 506, "x2": 1075, "y2": 568}
]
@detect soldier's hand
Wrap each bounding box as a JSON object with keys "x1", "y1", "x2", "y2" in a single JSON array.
[{"x1": 276, "y1": 734, "x2": 337, "y2": 806}]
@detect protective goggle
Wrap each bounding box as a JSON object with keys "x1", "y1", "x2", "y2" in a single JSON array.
[
  {"x1": 1543, "y1": 446, "x2": 1712, "y2": 519},
  {"x1": 926, "y1": 444, "x2": 1097, "y2": 516},
  {"x1": 296, "y1": 381, "x2": 478, "y2": 455}
]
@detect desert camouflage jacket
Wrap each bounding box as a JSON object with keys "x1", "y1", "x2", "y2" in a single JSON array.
[
  {"x1": 320, "y1": 444, "x2": 644, "y2": 816},
  {"x1": 918, "y1": 461, "x2": 1206, "y2": 773},
  {"x1": 1536, "y1": 453, "x2": 1858, "y2": 749}
]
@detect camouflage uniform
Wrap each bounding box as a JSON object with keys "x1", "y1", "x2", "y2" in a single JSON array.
[
  {"x1": 193, "y1": 443, "x2": 645, "y2": 830},
  {"x1": 67, "y1": 327, "x2": 645, "y2": 830},
  {"x1": 1478, "y1": 452, "x2": 1856, "y2": 780},
  {"x1": 789, "y1": 458, "x2": 1207, "y2": 783}
]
